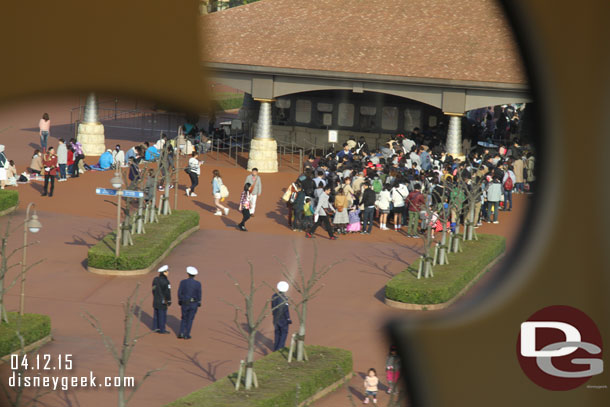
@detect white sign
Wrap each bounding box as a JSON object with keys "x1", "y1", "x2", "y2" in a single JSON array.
[{"x1": 328, "y1": 130, "x2": 338, "y2": 143}]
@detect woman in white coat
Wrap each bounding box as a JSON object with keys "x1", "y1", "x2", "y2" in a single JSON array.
[{"x1": 376, "y1": 184, "x2": 392, "y2": 230}]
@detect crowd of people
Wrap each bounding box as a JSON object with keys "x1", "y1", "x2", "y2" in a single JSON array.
[{"x1": 280, "y1": 130, "x2": 535, "y2": 240}]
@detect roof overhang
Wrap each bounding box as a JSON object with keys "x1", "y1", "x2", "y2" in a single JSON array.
[{"x1": 206, "y1": 62, "x2": 532, "y2": 113}]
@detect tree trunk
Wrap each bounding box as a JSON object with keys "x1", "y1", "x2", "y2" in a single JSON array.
[
  {"x1": 296, "y1": 303, "x2": 307, "y2": 362},
  {"x1": 122, "y1": 214, "x2": 131, "y2": 246},
  {"x1": 244, "y1": 335, "x2": 256, "y2": 390},
  {"x1": 438, "y1": 227, "x2": 448, "y2": 265},
  {"x1": 137, "y1": 197, "x2": 144, "y2": 234},
  {"x1": 118, "y1": 363, "x2": 126, "y2": 407},
  {"x1": 162, "y1": 178, "x2": 171, "y2": 215}
]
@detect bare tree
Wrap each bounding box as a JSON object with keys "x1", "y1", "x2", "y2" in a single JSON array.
[
  {"x1": 82, "y1": 283, "x2": 162, "y2": 407},
  {"x1": 457, "y1": 163, "x2": 487, "y2": 242},
  {"x1": 224, "y1": 263, "x2": 277, "y2": 390},
  {"x1": 275, "y1": 242, "x2": 342, "y2": 362},
  {"x1": 0, "y1": 216, "x2": 43, "y2": 323},
  {"x1": 416, "y1": 188, "x2": 435, "y2": 279},
  {"x1": 432, "y1": 177, "x2": 452, "y2": 267}
]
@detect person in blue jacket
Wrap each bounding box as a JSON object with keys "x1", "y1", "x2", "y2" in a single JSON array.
[
  {"x1": 98, "y1": 149, "x2": 114, "y2": 170},
  {"x1": 271, "y1": 281, "x2": 292, "y2": 351},
  {"x1": 177, "y1": 266, "x2": 202, "y2": 339},
  {"x1": 144, "y1": 141, "x2": 160, "y2": 161}
]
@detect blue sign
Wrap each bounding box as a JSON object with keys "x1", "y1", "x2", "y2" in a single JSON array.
[
  {"x1": 122, "y1": 190, "x2": 144, "y2": 198},
  {"x1": 96, "y1": 188, "x2": 144, "y2": 198},
  {"x1": 96, "y1": 188, "x2": 117, "y2": 196}
]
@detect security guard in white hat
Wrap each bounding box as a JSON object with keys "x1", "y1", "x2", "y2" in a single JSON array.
[
  {"x1": 177, "y1": 266, "x2": 202, "y2": 339},
  {"x1": 152, "y1": 265, "x2": 171, "y2": 334},
  {"x1": 271, "y1": 281, "x2": 292, "y2": 351}
]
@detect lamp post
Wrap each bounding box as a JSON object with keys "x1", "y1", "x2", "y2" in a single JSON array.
[
  {"x1": 20, "y1": 203, "x2": 42, "y2": 316},
  {"x1": 110, "y1": 171, "x2": 124, "y2": 258}
]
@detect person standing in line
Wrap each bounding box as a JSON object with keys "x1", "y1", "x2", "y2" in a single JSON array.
[
  {"x1": 406, "y1": 183, "x2": 426, "y2": 238},
  {"x1": 212, "y1": 169, "x2": 229, "y2": 216},
  {"x1": 185, "y1": 151, "x2": 201, "y2": 197},
  {"x1": 41, "y1": 147, "x2": 58, "y2": 197},
  {"x1": 360, "y1": 182, "x2": 377, "y2": 235},
  {"x1": 271, "y1": 281, "x2": 291, "y2": 351},
  {"x1": 178, "y1": 266, "x2": 202, "y2": 340},
  {"x1": 39, "y1": 113, "x2": 50, "y2": 152},
  {"x1": 244, "y1": 168, "x2": 262, "y2": 216},
  {"x1": 501, "y1": 164, "x2": 516, "y2": 211},
  {"x1": 485, "y1": 176, "x2": 502, "y2": 224},
  {"x1": 306, "y1": 185, "x2": 337, "y2": 240},
  {"x1": 237, "y1": 183, "x2": 252, "y2": 231},
  {"x1": 56, "y1": 139, "x2": 68, "y2": 182},
  {"x1": 152, "y1": 265, "x2": 171, "y2": 334}
]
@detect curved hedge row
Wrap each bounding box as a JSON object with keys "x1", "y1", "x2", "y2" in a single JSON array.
[
  {"x1": 0, "y1": 313, "x2": 51, "y2": 357},
  {"x1": 167, "y1": 346, "x2": 353, "y2": 407},
  {"x1": 0, "y1": 190, "x2": 18, "y2": 213},
  {"x1": 385, "y1": 234, "x2": 505, "y2": 304},
  {"x1": 88, "y1": 210, "x2": 200, "y2": 270}
]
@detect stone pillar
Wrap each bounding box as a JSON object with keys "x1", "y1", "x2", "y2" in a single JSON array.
[
  {"x1": 247, "y1": 100, "x2": 278, "y2": 173},
  {"x1": 445, "y1": 114, "x2": 464, "y2": 160},
  {"x1": 77, "y1": 93, "x2": 106, "y2": 156}
]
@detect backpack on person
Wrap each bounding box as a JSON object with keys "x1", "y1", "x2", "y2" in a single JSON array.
[
  {"x1": 503, "y1": 176, "x2": 513, "y2": 191},
  {"x1": 372, "y1": 178, "x2": 382, "y2": 193}
]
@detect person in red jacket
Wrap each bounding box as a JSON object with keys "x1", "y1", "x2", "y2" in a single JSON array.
[
  {"x1": 406, "y1": 182, "x2": 426, "y2": 238},
  {"x1": 42, "y1": 147, "x2": 59, "y2": 197}
]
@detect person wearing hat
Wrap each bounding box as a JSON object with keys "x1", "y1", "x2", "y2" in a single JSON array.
[
  {"x1": 177, "y1": 266, "x2": 202, "y2": 339},
  {"x1": 152, "y1": 265, "x2": 172, "y2": 334},
  {"x1": 271, "y1": 281, "x2": 292, "y2": 351}
]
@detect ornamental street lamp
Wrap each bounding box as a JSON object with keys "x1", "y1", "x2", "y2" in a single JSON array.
[
  {"x1": 20, "y1": 203, "x2": 42, "y2": 316},
  {"x1": 110, "y1": 171, "x2": 124, "y2": 258}
]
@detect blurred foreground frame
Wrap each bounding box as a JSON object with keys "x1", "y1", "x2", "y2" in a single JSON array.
[
  {"x1": 387, "y1": 0, "x2": 609, "y2": 406},
  {"x1": 0, "y1": 0, "x2": 607, "y2": 406},
  {"x1": 0, "y1": 0, "x2": 208, "y2": 113}
]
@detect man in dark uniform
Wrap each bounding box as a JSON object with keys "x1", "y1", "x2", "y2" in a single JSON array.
[
  {"x1": 177, "y1": 266, "x2": 202, "y2": 340},
  {"x1": 152, "y1": 264, "x2": 171, "y2": 334},
  {"x1": 271, "y1": 281, "x2": 292, "y2": 351}
]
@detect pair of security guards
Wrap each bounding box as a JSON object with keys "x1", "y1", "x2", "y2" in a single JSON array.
[
  {"x1": 152, "y1": 265, "x2": 201, "y2": 339},
  {"x1": 153, "y1": 267, "x2": 292, "y2": 350}
]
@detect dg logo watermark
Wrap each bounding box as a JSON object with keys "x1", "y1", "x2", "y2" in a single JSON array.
[{"x1": 517, "y1": 305, "x2": 604, "y2": 390}]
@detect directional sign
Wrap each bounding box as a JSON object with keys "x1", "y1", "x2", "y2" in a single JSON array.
[
  {"x1": 96, "y1": 188, "x2": 117, "y2": 196},
  {"x1": 96, "y1": 188, "x2": 143, "y2": 198},
  {"x1": 122, "y1": 190, "x2": 144, "y2": 198}
]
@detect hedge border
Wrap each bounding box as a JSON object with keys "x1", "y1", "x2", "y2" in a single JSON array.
[
  {"x1": 88, "y1": 225, "x2": 199, "y2": 275},
  {"x1": 385, "y1": 234, "x2": 506, "y2": 305},
  {"x1": 385, "y1": 252, "x2": 505, "y2": 310},
  {"x1": 0, "y1": 335, "x2": 53, "y2": 366},
  {"x1": 87, "y1": 210, "x2": 200, "y2": 271},
  {"x1": 166, "y1": 345, "x2": 353, "y2": 407},
  {"x1": 0, "y1": 189, "x2": 19, "y2": 215},
  {"x1": 0, "y1": 205, "x2": 17, "y2": 217},
  {"x1": 0, "y1": 313, "x2": 52, "y2": 358}
]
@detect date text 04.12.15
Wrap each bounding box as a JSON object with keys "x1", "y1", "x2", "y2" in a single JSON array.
[{"x1": 11, "y1": 354, "x2": 73, "y2": 371}]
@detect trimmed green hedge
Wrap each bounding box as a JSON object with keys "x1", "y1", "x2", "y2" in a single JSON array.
[
  {"x1": 0, "y1": 313, "x2": 51, "y2": 357},
  {"x1": 88, "y1": 210, "x2": 199, "y2": 270},
  {"x1": 167, "y1": 346, "x2": 353, "y2": 407},
  {"x1": 386, "y1": 234, "x2": 505, "y2": 304},
  {"x1": 0, "y1": 190, "x2": 18, "y2": 212}
]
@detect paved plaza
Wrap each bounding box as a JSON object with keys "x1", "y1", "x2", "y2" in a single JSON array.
[{"x1": 0, "y1": 97, "x2": 527, "y2": 406}]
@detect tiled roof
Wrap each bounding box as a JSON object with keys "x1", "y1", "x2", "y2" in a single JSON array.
[{"x1": 201, "y1": 0, "x2": 526, "y2": 85}]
